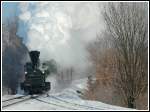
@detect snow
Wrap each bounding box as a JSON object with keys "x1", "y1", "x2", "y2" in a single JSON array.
[
  {"x1": 2, "y1": 78, "x2": 135, "y2": 110},
  {"x1": 2, "y1": 94, "x2": 25, "y2": 101}
]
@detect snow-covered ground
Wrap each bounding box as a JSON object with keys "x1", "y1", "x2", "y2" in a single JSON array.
[{"x1": 2, "y1": 78, "x2": 134, "y2": 110}]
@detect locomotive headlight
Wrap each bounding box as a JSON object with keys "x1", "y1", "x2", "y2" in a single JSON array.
[{"x1": 25, "y1": 71, "x2": 27, "y2": 74}]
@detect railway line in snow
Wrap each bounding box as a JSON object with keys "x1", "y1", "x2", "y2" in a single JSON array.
[
  {"x1": 2, "y1": 95, "x2": 28, "y2": 102},
  {"x1": 47, "y1": 95, "x2": 105, "y2": 110},
  {"x1": 35, "y1": 98, "x2": 78, "y2": 110},
  {"x1": 2, "y1": 94, "x2": 115, "y2": 110},
  {"x1": 2, "y1": 95, "x2": 38, "y2": 108},
  {"x1": 2, "y1": 93, "x2": 132, "y2": 110}
]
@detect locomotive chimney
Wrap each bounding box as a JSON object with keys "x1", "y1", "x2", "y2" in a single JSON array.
[{"x1": 29, "y1": 51, "x2": 40, "y2": 69}]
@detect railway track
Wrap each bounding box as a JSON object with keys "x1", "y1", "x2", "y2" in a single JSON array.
[
  {"x1": 2, "y1": 94, "x2": 119, "y2": 110},
  {"x1": 2, "y1": 95, "x2": 37, "y2": 108},
  {"x1": 35, "y1": 98, "x2": 78, "y2": 110},
  {"x1": 2, "y1": 95, "x2": 27, "y2": 102},
  {"x1": 48, "y1": 95, "x2": 105, "y2": 110},
  {"x1": 50, "y1": 96, "x2": 118, "y2": 110}
]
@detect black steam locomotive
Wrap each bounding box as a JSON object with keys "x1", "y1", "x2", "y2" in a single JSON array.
[{"x1": 21, "y1": 51, "x2": 50, "y2": 94}]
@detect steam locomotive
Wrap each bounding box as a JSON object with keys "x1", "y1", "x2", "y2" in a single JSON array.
[{"x1": 20, "y1": 51, "x2": 50, "y2": 94}]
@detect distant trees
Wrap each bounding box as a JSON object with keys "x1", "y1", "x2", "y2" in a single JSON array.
[
  {"x1": 2, "y1": 18, "x2": 28, "y2": 94},
  {"x1": 103, "y1": 3, "x2": 148, "y2": 108},
  {"x1": 85, "y1": 33, "x2": 117, "y2": 104},
  {"x1": 57, "y1": 67, "x2": 74, "y2": 86}
]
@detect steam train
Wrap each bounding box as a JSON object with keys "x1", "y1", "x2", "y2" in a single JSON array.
[{"x1": 20, "y1": 51, "x2": 50, "y2": 94}]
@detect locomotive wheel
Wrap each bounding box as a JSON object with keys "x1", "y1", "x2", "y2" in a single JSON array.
[
  {"x1": 29, "y1": 87, "x2": 43, "y2": 94},
  {"x1": 45, "y1": 82, "x2": 50, "y2": 91},
  {"x1": 29, "y1": 91, "x2": 33, "y2": 95}
]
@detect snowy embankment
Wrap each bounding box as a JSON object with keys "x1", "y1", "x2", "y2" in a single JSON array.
[{"x1": 2, "y1": 78, "x2": 134, "y2": 110}]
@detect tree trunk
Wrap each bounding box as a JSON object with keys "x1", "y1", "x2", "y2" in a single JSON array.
[{"x1": 127, "y1": 96, "x2": 136, "y2": 108}]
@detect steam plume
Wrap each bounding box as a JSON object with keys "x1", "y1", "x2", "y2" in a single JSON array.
[{"x1": 19, "y1": 2, "x2": 104, "y2": 69}]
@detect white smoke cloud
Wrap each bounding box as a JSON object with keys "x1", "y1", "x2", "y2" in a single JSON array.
[
  {"x1": 18, "y1": 2, "x2": 104, "y2": 69},
  {"x1": 19, "y1": 11, "x2": 31, "y2": 22},
  {"x1": 19, "y1": 3, "x2": 31, "y2": 22}
]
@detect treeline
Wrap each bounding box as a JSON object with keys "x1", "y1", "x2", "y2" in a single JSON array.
[
  {"x1": 84, "y1": 2, "x2": 148, "y2": 110},
  {"x1": 2, "y1": 18, "x2": 28, "y2": 94}
]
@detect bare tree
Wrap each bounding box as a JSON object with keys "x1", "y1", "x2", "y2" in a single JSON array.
[
  {"x1": 85, "y1": 32, "x2": 117, "y2": 104},
  {"x1": 103, "y1": 2, "x2": 148, "y2": 108}
]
